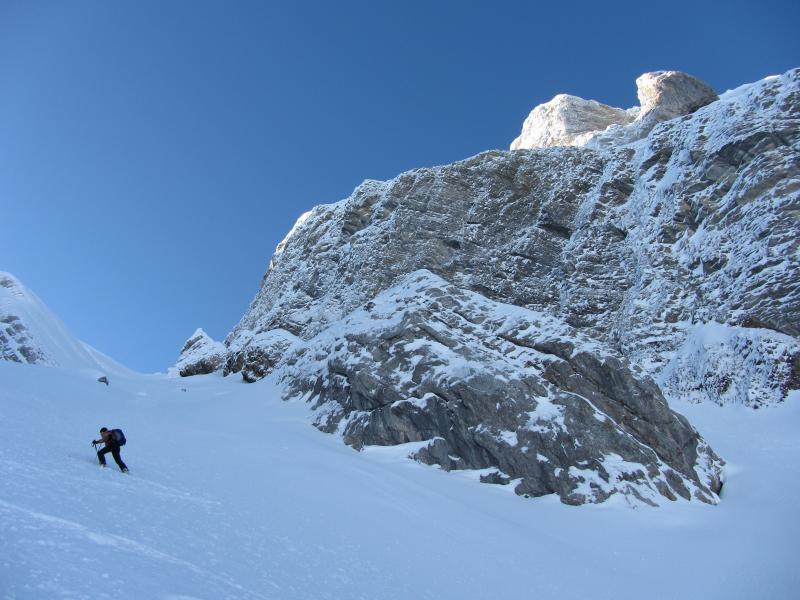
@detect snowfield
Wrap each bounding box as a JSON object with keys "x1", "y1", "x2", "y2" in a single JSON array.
[{"x1": 1, "y1": 361, "x2": 797, "y2": 599}]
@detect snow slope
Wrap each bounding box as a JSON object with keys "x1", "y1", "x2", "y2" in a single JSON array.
[
  {"x1": 1, "y1": 361, "x2": 797, "y2": 599},
  {"x1": 0, "y1": 272, "x2": 130, "y2": 378}
]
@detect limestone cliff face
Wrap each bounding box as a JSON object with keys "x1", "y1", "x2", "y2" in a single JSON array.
[
  {"x1": 177, "y1": 68, "x2": 800, "y2": 504},
  {"x1": 226, "y1": 68, "x2": 799, "y2": 405},
  {"x1": 276, "y1": 271, "x2": 722, "y2": 505}
]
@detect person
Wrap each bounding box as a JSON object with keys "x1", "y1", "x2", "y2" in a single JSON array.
[{"x1": 92, "y1": 427, "x2": 128, "y2": 473}]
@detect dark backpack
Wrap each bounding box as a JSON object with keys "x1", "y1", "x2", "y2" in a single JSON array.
[{"x1": 111, "y1": 428, "x2": 127, "y2": 446}]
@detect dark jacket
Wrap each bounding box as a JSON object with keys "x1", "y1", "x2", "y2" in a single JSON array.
[{"x1": 94, "y1": 430, "x2": 117, "y2": 447}]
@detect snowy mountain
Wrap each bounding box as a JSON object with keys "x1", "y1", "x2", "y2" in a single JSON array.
[
  {"x1": 0, "y1": 272, "x2": 127, "y2": 377},
  {"x1": 2, "y1": 68, "x2": 799, "y2": 597},
  {"x1": 0, "y1": 275, "x2": 794, "y2": 597},
  {"x1": 175, "y1": 68, "x2": 799, "y2": 504}
]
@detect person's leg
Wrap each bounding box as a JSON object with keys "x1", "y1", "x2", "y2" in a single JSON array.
[
  {"x1": 110, "y1": 447, "x2": 128, "y2": 471},
  {"x1": 97, "y1": 446, "x2": 110, "y2": 466}
]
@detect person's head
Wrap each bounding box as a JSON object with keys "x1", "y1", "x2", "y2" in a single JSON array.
[{"x1": 100, "y1": 427, "x2": 108, "y2": 434}]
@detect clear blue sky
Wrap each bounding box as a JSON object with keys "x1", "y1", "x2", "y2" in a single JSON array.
[{"x1": 1, "y1": 0, "x2": 798, "y2": 372}]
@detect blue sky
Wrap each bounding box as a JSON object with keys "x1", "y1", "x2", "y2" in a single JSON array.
[{"x1": 1, "y1": 0, "x2": 798, "y2": 372}]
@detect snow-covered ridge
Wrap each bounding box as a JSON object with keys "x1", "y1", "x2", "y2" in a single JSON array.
[{"x1": 0, "y1": 272, "x2": 127, "y2": 376}]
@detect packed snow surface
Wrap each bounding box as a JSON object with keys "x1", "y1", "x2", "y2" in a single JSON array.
[{"x1": 1, "y1": 361, "x2": 797, "y2": 599}]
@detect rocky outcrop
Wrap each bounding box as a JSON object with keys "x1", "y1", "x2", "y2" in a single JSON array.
[
  {"x1": 635, "y1": 70, "x2": 718, "y2": 122},
  {"x1": 178, "y1": 69, "x2": 800, "y2": 503},
  {"x1": 510, "y1": 94, "x2": 634, "y2": 150},
  {"x1": 225, "y1": 329, "x2": 298, "y2": 383},
  {"x1": 658, "y1": 323, "x2": 800, "y2": 408},
  {"x1": 511, "y1": 70, "x2": 717, "y2": 150},
  {"x1": 175, "y1": 328, "x2": 226, "y2": 377},
  {"x1": 219, "y1": 68, "x2": 799, "y2": 408},
  {"x1": 278, "y1": 271, "x2": 722, "y2": 505}
]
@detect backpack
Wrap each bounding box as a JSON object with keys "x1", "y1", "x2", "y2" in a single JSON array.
[{"x1": 111, "y1": 428, "x2": 127, "y2": 446}]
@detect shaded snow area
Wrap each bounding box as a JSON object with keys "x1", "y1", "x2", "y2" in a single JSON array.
[{"x1": 1, "y1": 361, "x2": 797, "y2": 599}]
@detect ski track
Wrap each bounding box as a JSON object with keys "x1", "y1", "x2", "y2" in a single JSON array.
[{"x1": 0, "y1": 499, "x2": 271, "y2": 600}]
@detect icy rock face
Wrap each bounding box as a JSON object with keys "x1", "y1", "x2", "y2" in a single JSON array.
[
  {"x1": 278, "y1": 271, "x2": 722, "y2": 505},
  {"x1": 175, "y1": 328, "x2": 226, "y2": 377},
  {"x1": 225, "y1": 328, "x2": 298, "y2": 383},
  {"x1": 589, "y1": 69, "x2": 800, "y2": 403},
  {"x1": 658, "y1": 323, "x2": 800, "y2": 408},
  {"x1": 510, "y1": 94, "x2": 634, "y2": 150}
]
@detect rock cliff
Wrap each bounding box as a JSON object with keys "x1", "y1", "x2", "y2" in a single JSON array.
[
  {"x1": 174, "y1": 328, "x2": 226, "y2": 377},
  {"x1": 177, "y1": 68, "x2": 800, "y2": 504}
]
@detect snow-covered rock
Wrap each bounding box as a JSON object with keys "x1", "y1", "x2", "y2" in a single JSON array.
[
  {"x1": 0, "y1": 271, "x2": 124, "y2": 375},
  {"x1": 225, "y1": 328, "x2": 298, "y2": 382},
  {"x1": 510, "y1": 94, "x2": 634, "y2": 150},
  {"x1": 658, "y1": 322, "x2": 800, "y2": 408},
  {"x1": 179, "y1": 68, "x2": 799, "y2": 503},
  {"x1": 174, "y1": 328, "x2": 226, "y2": 376},
  {"x1": 510, "y1": 70, "x2": 717, "y2": 150},
  {"x1": 225, "y1": 68, "x2": 798, "y2": 407},
  {"x1": 635, "y1": 70, "x2": 718, "y2": 122},
  {"x1": 277, "y1": 270, "x2": 722, "y2": 505}
]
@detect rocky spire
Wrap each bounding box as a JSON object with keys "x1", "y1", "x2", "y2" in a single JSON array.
[{"x1": 175, "y1": 328, "x2": 226, "y2": 376}]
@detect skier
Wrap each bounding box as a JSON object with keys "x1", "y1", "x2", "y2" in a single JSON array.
[{"x1": 92, "y1": 427, "x2": 128, "y2": 473}]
